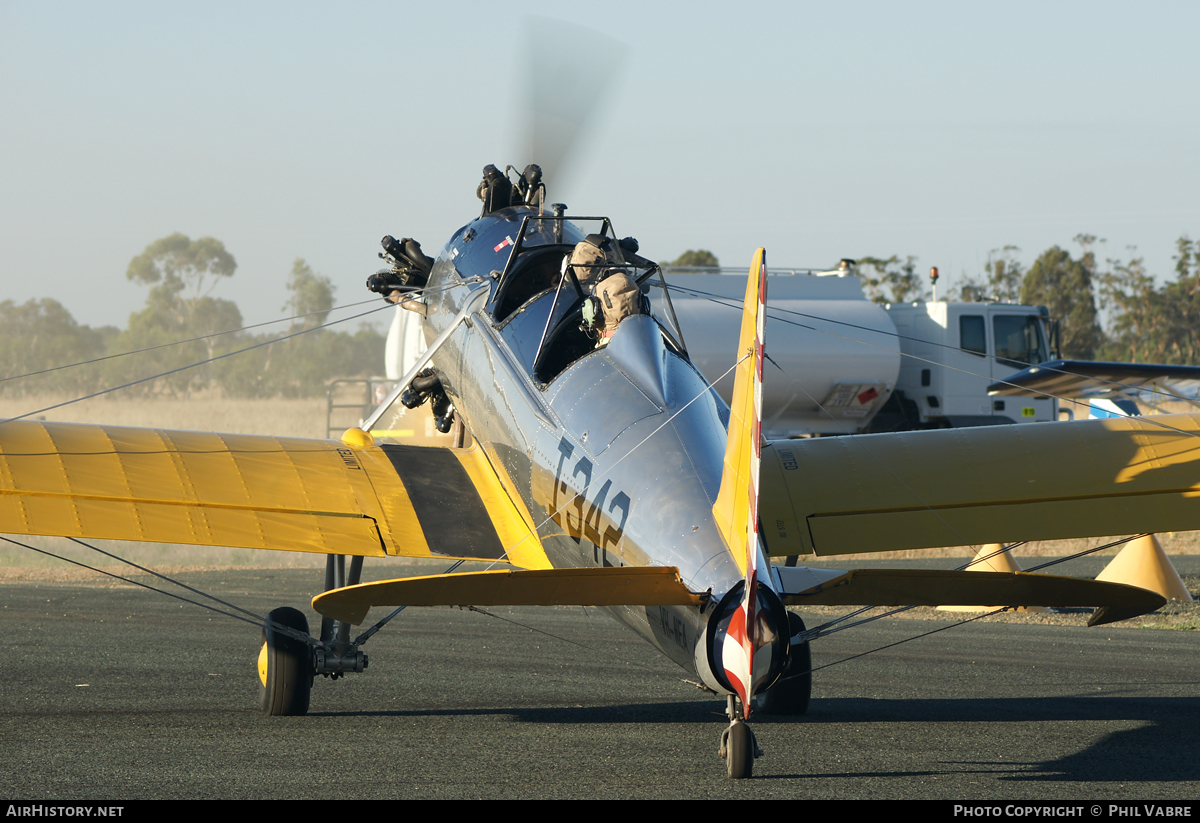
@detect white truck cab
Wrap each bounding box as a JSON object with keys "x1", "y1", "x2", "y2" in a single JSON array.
[{"x1": 880, "y1": 302, "x2": 1057, "y2": 429}]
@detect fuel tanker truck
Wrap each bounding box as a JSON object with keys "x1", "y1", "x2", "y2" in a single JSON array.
[{"x1": 663, "y1": 267, "x2": 1057, "y2": 437}]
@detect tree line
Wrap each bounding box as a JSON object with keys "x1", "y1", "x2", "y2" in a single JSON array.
[
  {"x1": 0, "y1": 233, "x2": 385, "y2": 399},
  {"x1": 855, "y1": 235, "x2": 1200, "y2": 363},
  {"x1": 8, "y1": 233, "x2": 1197, "y2": 400}
]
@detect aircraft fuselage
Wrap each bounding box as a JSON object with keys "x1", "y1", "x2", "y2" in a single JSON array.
[{"x1": 419, "y1": 206, "x2": 759, "y2": 690}]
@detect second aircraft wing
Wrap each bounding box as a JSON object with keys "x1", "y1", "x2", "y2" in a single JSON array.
[{"x1": 759, "y1": 413, "x2": 1200, "y2": 556}]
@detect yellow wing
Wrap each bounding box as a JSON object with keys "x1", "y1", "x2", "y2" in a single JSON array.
[
  {"x1": 0, "y1": 420, "x2": 548, "y2": 569},
  {"x1": 760, "y1": 413, "x2": 1200, "y2": 556}
]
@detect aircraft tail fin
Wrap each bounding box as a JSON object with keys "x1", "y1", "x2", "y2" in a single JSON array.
[
  {"x1": 711, "y1": 248, "x2": 767, "y2": 572},
  {"x1": 710, "y1": 249, "x2": 767, "y2": 715}
]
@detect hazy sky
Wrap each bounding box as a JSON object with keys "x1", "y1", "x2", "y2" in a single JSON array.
[{"x1": 2, "y1": 1, "x2": 1198, "y2": 332}]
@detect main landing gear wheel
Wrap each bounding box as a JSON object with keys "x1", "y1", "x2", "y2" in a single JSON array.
[
  {"x1": 759, "y1": 612, "x2": 812, "y2": 716},
  {"x1": 721, "y1": 720, "x2": 754, "y2": 779},
  {"x1": 259, "y1": 607, "x2": 313, "y2": 716}
]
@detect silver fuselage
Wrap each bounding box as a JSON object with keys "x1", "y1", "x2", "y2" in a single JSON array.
[{"x1": 420, "y1": 207, "x2": 759, "y2": 690}]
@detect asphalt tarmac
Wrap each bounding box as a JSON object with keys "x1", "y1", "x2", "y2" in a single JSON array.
[{"x1": 2, "y1": 566, "x2": 1198, "y2": 800}]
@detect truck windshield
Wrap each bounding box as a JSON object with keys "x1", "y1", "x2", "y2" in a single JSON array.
[{"x1": 993, "y1": 314, "x2": 1048, "y2": 368}]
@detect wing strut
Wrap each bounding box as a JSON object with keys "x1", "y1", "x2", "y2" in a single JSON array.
[{"x1": 362, "y1": 282, "x2": 489, "y2": 431}]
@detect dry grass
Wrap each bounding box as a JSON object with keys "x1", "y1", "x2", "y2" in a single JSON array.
[
  {"x1": 0, "y1": 534, "x2": 328, "y2": 571},
  {"x1": 0, "y1": 391, "x2": 328, "y2": 438},
  {"x1": 1138, "y1": 400, "x2": 1200, "y2": 416}
]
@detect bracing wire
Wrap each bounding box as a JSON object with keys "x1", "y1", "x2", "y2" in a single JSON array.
[
  {"x1": 660, "y1": 281, "x2": 1200, "y2": 442},
  {"x1": 0, "y1": 295, "x2": 395, "y2": 386},
  {"x1": 787, "y1": 378, "x2": 972, "y2": 549},
  {"x1": 0, "y1": 280, "x2": 469, "y2": 427},
  {"x1": 2, "y1": 260, "x2": 1187, "y2": 670},
  {"x1": 480, "y1": 355, "x2": 747, "y2": 573},
  {"x1": 798, "y1": 533, "x2": 1147, "y2": 647},
  {"x1": 692, "y1": 282, "x2": 1168, "y2": 646},
  {"x1": 664, "y1": 280, "x2": 1200, "y2": 406},
  {"x1": 782, "y1": 533, "x2": 1154, "y2": 687},
  {"x1": 663, "y1": 280, "x2": 1200, "y2": 407},
  {"x1": 2, "y1": 535, "x2": 265, "y2": 632},
  {"x1": 456, "y1": 604, "x2": 680, "y2": 678},
  {"x1": 0, "y1": 278, "x2": 479, "y2": 646},
  {"x1": 0, "y1": 301, "x2": 392, "y2": 425},
  {"x1": 1, "y1": 535, "x2": 319, "y2": 645},
  {"x1": 651, "y1": 280, "x2": 1177, "y2": 664},
  {"x1": 805, "y1": 607, "x2": 1012, "y2": 676},
  {"x1": 64, "y1": 536, "x2": 269, "y2": 624}
]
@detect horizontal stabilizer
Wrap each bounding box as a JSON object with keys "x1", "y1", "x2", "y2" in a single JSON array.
[
  {"x1": 759, "y1": 413, "x2": 1200, "y2": 555},
  {"x1": 777, "y1": 566, "x2": 1165, "y2": 626},
  {"x1": 0, "y1": 420, "x2": 546, "y2": 567},
  {"x1": 313, "y1": 566, "x2": 704, "y2": 625}
]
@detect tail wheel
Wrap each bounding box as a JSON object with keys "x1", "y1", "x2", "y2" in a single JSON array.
[
  {"x1": 723, "y1": 720, "x2": 754, "y2": 779},
  {"x1": 759, "y1": 612, "x2": 811, "y2": 716},
  {"x1": 259, "y1": 607, "x2": 313, "y2": 716}
]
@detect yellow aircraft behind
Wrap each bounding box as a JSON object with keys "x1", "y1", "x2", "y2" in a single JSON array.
[{"x1": 0, "y1": 167, "x2": 1195, "y2": 778}]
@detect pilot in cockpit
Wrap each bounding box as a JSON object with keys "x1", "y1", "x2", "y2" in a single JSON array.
[
  {"x1": 566, "y1": 235, "x2": 649, "y2": 347},
  {"x1": 566, "y1": 234, "x2": 616, "y2": 289},
  {"x1": 584, "y1": 267, "x2": 646, "y2": 346}
]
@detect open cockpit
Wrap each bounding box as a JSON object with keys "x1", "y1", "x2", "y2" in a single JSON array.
[
  {"x1": 364, "y1": 200, "x2": 702, "y2": 444},
  {"x1": 478, "y1": 207, "x2": 689, "y2": 386}
]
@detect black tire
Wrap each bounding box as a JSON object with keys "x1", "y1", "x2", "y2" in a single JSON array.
[
  {"x1": 726, "y1": 720, "x2": 753, "y2": 779},
  {"x1": 258, "y1": 607, "x2": 312, "y2": 716},
  {"x1": 759, "y1": 612, "x2": 811, "y2": 716}
]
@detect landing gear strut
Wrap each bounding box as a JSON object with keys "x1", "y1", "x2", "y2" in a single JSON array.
[
  {"x1": 719, "y1": 695, "x2": 761, "y2": 779},
  {"x1": 317, "y1": 554, "x2": 369, "y2": 679}
]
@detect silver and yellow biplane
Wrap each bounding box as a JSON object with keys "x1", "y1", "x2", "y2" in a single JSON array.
[{"x1": 1, "y1": 171, "x2": 1197, "y2": 778}]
